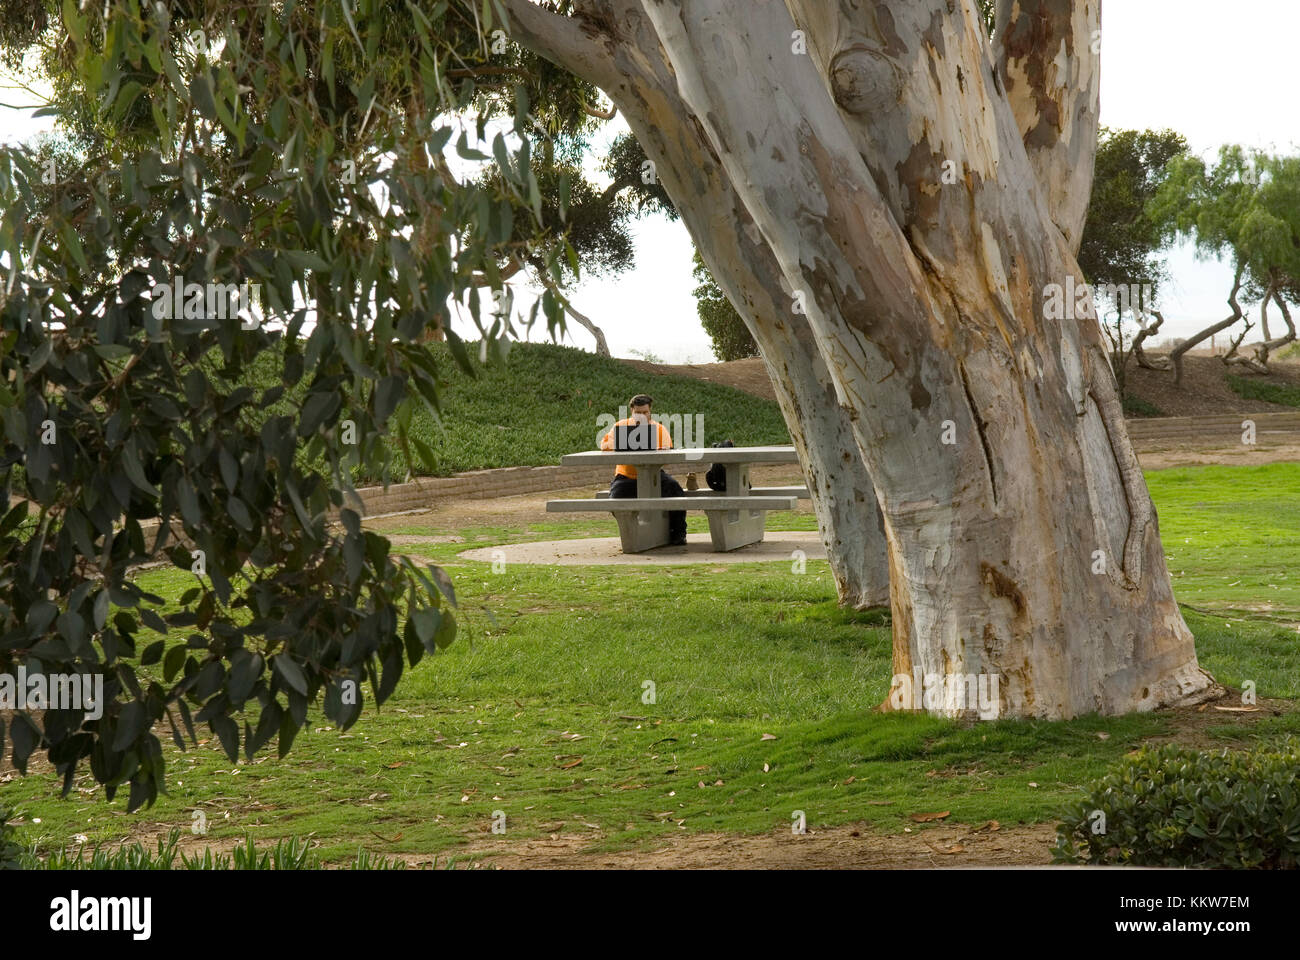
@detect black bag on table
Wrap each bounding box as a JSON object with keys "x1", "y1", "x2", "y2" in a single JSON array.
[{"x1": 705, "y1": 439, "x2": 734, "y2": 491}]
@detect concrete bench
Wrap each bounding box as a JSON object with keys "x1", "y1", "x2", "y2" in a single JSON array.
[
  {"x1": 552, "y1": 445, "x2": 805, "y2": 553},
  {"x1": 592, "y1": 486, "x2": 810, "y2": 500},
  {"x1": 547, "y1": 495, "x2": 799, "y2": 552}
]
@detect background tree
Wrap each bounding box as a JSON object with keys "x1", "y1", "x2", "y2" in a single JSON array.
[
  {"x1": 1151, "y1": 145, "x2": 1300, "y2": 381},
  {"x1": 469, "y1": 130, "x2": 675, "y2": 356},
  {"x1": 1076, "y1": 127, "x2": 1187, "y2": 389},
  {"x1": 692, "y1": 250, "x2": 758, "y2": 361}
]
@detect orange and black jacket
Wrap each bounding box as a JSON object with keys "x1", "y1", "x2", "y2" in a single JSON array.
[{"x1": 600, "y1": 418, "x2": 673, "y2": 479}]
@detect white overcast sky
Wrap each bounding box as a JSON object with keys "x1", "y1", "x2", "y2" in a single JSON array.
[{"x1": 2, "y1": 1, "x2": 1296, "y2": 363}]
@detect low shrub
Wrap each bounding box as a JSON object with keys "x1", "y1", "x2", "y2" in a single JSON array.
[{"x1": 1053, "y1": 739, "x2": 1300, "y2": 868}]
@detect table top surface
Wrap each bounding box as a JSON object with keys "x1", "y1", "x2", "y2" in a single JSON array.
[{"x1": 560, "y1": 446, "x2": 799, "y2": 466}]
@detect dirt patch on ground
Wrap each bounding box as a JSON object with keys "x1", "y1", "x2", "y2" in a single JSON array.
[
  {"x1": 1137, "y1": 695, "x2": 1295, "y2": 751},
  {"x1": 1136, "y1": 442, "x2": 1300, "y2": 470},
  {"x1": 400, "y1": 820, "x2": 1060, "y2": 869},
  {"x1": 620, "y1": 356, "x2": 778, "y2": 402}
]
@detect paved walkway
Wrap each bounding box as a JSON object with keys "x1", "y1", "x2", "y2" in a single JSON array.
[{"x1": 459, "y1": 530, "x2": 825, "y2": 566}]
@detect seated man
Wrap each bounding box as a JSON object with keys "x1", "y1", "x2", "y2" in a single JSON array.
[{"x1": 600, "y1": 393, "x2": 687, "y2": 546}]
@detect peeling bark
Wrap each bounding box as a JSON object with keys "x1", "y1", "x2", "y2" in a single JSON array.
[{"x1": 993, "y1": 0, "x2": 1100, "y2": 252}]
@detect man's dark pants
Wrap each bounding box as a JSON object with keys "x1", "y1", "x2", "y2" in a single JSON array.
[{"x1": 610, "y1": 471, "x2": 687, "y2": 542}]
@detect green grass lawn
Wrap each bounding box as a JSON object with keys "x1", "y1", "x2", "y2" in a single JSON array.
[{"x1": 5, "y1": 462, "x2": 1299, "y2": 865}]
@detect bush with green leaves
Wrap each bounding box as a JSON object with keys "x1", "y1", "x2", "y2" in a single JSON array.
[
  {"x1": 1053, "y1": 739, "x2": 1300, "y2": 868},
  {"x1": 691, "y1": 250, "x2": 758, "y2": 362}
]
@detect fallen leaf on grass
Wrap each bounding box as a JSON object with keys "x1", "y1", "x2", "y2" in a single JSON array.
[
  {"x1": 968, "y1": 820, "x2": 1000, "y2": 833},
  {"x1": 558, "y1": 757, "x2": 583, "y2": 770},
  {"x1": 370, "y1": 831, "x2": 403, "y2": 843},
  {"x1": 926, "y1": 842, "x2": 964, "y2": 855},
  {"x1": 386, "y1": 762, "x2": 405, "y2": 769},
  {"x1": 909, "y1": 811, "x2": 951, "y2": 823},
  {"x1": 1095, "y1": 732, "x2": 1110, "y2": 741},
  {"x1": 760, "y1": 733, "x2": 777, "y2": 741},
  {"x1": 843, "y1": 776, "x2": 855, "y2": 785}
]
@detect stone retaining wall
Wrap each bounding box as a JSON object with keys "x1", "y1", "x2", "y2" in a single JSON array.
[{"x1": 353, "y1": 463, "x2": 613, "y2": 515}]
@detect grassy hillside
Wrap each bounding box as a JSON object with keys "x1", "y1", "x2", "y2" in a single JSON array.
[{"x1": 232, "y1": 340, "x2": 790, "y2": 482}]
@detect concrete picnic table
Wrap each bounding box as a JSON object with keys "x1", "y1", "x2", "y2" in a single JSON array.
[{"x1": 546, "y1": 446, "x2": 807, "y2": 553}]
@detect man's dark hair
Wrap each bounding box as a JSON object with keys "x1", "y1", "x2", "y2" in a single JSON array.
[{"x1": 629, "y1": 394, "x2": 653, "y2": 408}]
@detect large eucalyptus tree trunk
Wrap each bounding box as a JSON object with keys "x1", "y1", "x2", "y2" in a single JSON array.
[{"x1": 505, "y1": 0, "x2": 1219, "y2": 717}]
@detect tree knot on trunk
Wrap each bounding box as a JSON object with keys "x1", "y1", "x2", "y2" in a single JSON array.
[{"x1": 829, "y1": 44, "x2": 903, "y2": 115}]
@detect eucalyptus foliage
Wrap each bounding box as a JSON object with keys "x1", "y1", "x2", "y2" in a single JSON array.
[{"x1": 0, "y1": 0, "x2": 582, "y2": 809}]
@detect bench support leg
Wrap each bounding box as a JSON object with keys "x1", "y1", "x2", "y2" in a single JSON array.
[
  {"x1": 613, "y1": 510, "x2": 670, "y2": 553},
  {"x1": 722, "y1": 463, "x2": 751, "y2": 496},
  {"x1": 705, "y1": 508, "x2": 767, "y2": 551}
]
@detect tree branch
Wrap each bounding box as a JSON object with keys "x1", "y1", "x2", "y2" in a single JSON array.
[
  {"x1": 1169, "y1": 265, "x2": 1245, "y2": 385},
  {"x1": 583, "y1": 101, "x2": 616, "y2": 120},
  {"x1": 1132, "y1": 310, "x2": 1170, "y2": 370},
  {"x1": 535, "y1": 269, "x2": 610, "y2": 356},
  {"x1": 499, "y1": 0, "x2": 622, "y2": 92}
]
